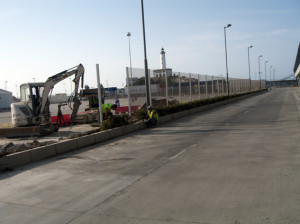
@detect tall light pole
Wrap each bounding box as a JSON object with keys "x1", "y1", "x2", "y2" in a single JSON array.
[
  {"x1": 269, "y1": 66, "x2": 272, "y2": 88},
  {"x1": 224, "y1": 23, "x2": 232, "y2": 96},
  {"x1": 141, "y1": 0, "x2": 150, "y2": 106},
  {"x1": 248, "y1": 45, "x2": 253, "y2": 91},
  {"x1": 264, "y1": 61, "x2": 268, "y2": 88},
  {"x1": 5, "y1": 81, "x2": 7, "y2": 90},
  {"x1": 258, "y1": 55, "x2": 263, "y2": 89},
  {"x1": 127, "y1": 32, "x2": 133, "y2": 86},
  {"x1": 33, "y1": 78, "x2": 35, "y2": 82}
]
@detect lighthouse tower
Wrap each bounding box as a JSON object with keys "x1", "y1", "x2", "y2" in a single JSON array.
[
  {"x1": 160, "y1": 47, "x2": 166, "y2": 69},
  {"x1": 154, "y1": 47, "x2": 172, "y2": 78}
]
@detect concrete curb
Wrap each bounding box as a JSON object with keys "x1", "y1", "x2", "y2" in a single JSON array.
[{"x1": 0, "y1": 90, "x2": 267, "y2": 171}]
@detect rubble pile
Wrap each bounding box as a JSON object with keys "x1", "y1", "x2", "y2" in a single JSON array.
[{"x1": 0, "y1": 140, "x2": 56, "y2": 157}]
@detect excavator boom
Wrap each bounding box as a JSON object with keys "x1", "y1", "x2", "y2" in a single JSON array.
[{"x1": 39, "y1": 64, "x2": 85, "y2": 123}]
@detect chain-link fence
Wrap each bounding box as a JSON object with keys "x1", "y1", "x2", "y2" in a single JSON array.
[{"x1": 107, "y1": 67, "x2": 265, "y2": 115}]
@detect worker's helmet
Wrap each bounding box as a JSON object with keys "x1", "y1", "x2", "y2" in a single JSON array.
[
  {"x1": 112, "y1": 104, "x2": 118, "y2": 109},
  {"x1": 147, "y1": 105, "x2": 153, "y2": 109}
]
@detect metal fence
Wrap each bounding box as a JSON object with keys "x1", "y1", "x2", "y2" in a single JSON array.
[
  {"x1": 121, "y1": 67, "x2": 263, "y2": 111},
  {"x1": 102, "y1": 67, "x2": 264, "y2": 115}
]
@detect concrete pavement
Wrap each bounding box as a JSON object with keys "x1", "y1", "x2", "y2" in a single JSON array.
[{"x1": 0, "y1": 87, "x2": 300, "y2": 224}]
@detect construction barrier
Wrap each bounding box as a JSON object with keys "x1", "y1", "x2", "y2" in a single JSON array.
[{"x1": 115, "y1": 106, "x2": 139, "y2": 115}]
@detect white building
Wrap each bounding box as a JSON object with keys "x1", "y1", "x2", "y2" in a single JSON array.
[
  {"x1": 154, "y1": 47, "x2": 173, "y2": 78},
  {"x1": 153, "y1": 68, "x2": 173, "y2": 78},
  {"x1": 0, "y1": 88, "x2": 12, "y2": 110}
]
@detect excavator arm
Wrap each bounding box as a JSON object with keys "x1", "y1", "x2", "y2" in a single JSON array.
[{"x1": 39, "y1": 64, "x2": 85, "y2": 123}]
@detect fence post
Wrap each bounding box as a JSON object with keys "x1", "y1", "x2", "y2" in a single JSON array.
[
  {"x1": 217, "y1": 76, "x2": 219, "y2": 96},
  {"x1": 234, "y1": 79, "x2": 236, "y2": 94},
  {"x1": 165, "y1": 71, "x2": 169, "y2": 106},
  {"x1": 148, "y1": 69, "x2": 152, "y2": 106},
  {"x1": 230, "y1": 77, "x2": 232, "y2": 95},
  {"x1": 198, "y1": 74, "x2": 200, "y2": 100},
  {"x1": 96, "y1": 64, "x2": 103, "y2": 125},
  {"x1": 189, "y1": 73, "x2": 192, "y2": 101},
  {"x1": 222, "y1": 76, "x2": 224, "y2": 95},
  {"x1": 212, "y1": 76, "x2": 214, "y2": 98},
  {"x1": 178, "y1": 72, "x2": 182, "y2": 103},
  {"x1": 205, "y1": 75, "x2": 208, "y2": 98},
  {"x1": 126, "y1": 67, "x2": 132, "y2": 116}
]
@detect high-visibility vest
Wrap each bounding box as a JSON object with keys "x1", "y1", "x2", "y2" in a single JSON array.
[
  {"x1": 102, "y1": 104, "x2": 113, "y2": 113},
  {"x1": 148, "y1": 109, "x2": 159, "y2": 121}
]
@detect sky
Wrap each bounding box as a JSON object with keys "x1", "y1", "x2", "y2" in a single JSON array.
[{"x1": 0, "y1": 0, "x2": 299, "y2": 97}]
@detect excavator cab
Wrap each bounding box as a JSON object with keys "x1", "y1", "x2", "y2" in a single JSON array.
[
  {"x1": 11, "y1": 83, "x2": 49, "y2": 127},
  {"x1": 11, "y1": 64, "x2": 84, "y2": 128},
  {"x1": 20, "y1": 83, "x2": 46, "y2": 117}
]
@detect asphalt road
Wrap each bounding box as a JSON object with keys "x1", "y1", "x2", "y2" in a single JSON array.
[{"x1": 0, "y1": 87, "x2": 300, "y2": 224}]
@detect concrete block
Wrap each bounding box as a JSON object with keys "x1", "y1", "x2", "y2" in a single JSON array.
[
  {"x1": 4, "y1": 150, "x2": 31, "y2": 170},
  {"x1": 77, "y1": 134, "x2": 96, "y2": 148},
  {"x1": 109, "y1": 127, "x2": 124, "y2": 139},
  {"x1": 172, "y1": 110, "x2": 190, "y2": 119},
  {"x1": 122, "y1": 124, "x2": 139, "y2": 134},
  {"x1": 93, "y1": 131, "x2": 110, "y2": 143},
  {"x1": 30, "y1": 145, "x2": 56, "y2": 162},
  {"x1": 55, "y1": 139, "x2": 78, "y2": 155},
  {"x1": 158, "y1": 115, "x2": 171, "y2": 124},
  {"x1": 170, "y1": 113, "x2": 178, "y2": 120},
  {"x1": 0, "y1": 156, "x2": 8, "y2": 171},
  {"x1": 133, "y1": 121, "x2": 146, "y2": 130}
]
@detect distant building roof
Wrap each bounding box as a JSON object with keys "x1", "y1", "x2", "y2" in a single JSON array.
[{"x1": 0, "y1": 88, "x2": 12, "y2": 94}]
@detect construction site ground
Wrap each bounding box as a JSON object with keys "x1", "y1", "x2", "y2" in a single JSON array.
[
  {"x1": 0, "y1": 124, "x2": 100, "y2": 147},
  {"x1": 0, "y1": 96, "x2": 171, "y2": 150},
  {"x1": 0, "y1": 100, "x2": 101, "y2": 153}
]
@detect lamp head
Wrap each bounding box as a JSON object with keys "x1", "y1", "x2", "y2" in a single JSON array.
[
  {"x1": 249, "y1": 45, "x2": 253, "y2": 48},
  {"x1": 127, "y1": 32, "x2": 131, "y2": 37},
  {"x1": 259, "y1": 55, "x2": 263, "y2": 58},
  {"x1": 225, "y1": 24, "x2": 232, "y2": 28}
]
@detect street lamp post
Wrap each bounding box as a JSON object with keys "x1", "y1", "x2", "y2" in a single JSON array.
[
  {"x1": 5, "y1": 81, "x2": 7, "y2": 90},
  {"x1": 141, "y1": 0, "x2": 150, "y2": 106},
  {"x1": 33, "y1": 78, "x2": 35, "y2": 82},
  {"x1": 127, "y1": 32, "x2": 133, "y2": 86},
  {"x1": 248, "y1": 45, "x2": 253, "y2": 92},
  {"x1": 264, "y1": 61, "x2": 268, "y2": 88},
  {"x1": 258, "y1": 55, "x2": 263, "y2": 89},
  {"x1": 224, "y1": 24, "x2": 232, "y2": 96}
]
